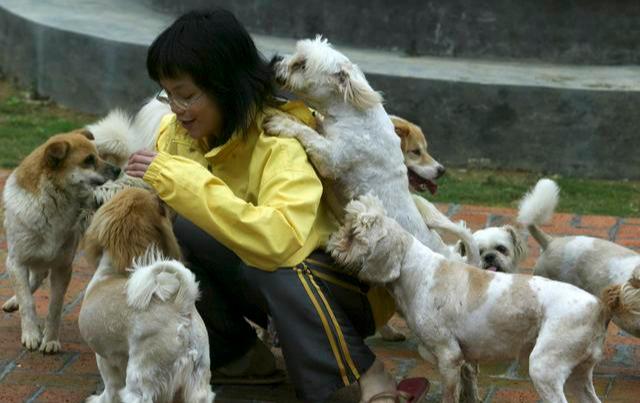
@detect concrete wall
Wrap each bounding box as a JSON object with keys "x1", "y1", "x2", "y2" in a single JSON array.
[{"x1": 150, "y1": 0, "x2": 640, "y2": 65}]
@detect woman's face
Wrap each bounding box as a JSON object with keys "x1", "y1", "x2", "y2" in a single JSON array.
[{"x1": 159, "y1": 75, "x2": 223, "y2": 141}]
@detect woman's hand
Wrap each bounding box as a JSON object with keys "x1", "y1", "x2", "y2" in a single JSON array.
[{"x1": 125, "y1": 149, "x2": 158, "y2": 178}]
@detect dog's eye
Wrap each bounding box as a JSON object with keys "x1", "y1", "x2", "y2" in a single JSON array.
[
  {"x1": 291, "y1": 60, "x2": 306, "y2": 71},
  {"x1": 496, "y1": 245, "x2": 508, "y2": 254},
  {"x1": 411, "y1": 149, "x2": 421, "y2": 156},
  {"x1": 83, "y1": 155, "x2": 96, "y2": 167}
]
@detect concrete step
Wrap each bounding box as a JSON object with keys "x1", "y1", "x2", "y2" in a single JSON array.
[
  {"x1": 1, "y1": 0, "x2": 639, "y2": 179},
  {"x1": 151, "y1": 0, "x2": 640, "y2": 65}
]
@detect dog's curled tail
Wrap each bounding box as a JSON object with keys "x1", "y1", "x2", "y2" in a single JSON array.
[
  {"x1": 128, "y1": 97, "x2": 172, "y2": 153},
  {"x1": 602, "y1": 265, "x2": 640, "y2": 319},
  {"x1": 517, "y1": 178, "x2": 559, "y2": 250},
  {"x1": 126, "y1": 246, "x2": 199, "y2": 313},
  {"x1": 87, "y1": 108, "x2": 132, "y2": 165},
  {"x1": 412, "y1": 194, "x2": 481, "y2": 267}
]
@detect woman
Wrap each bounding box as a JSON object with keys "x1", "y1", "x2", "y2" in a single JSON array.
[{"x1": 126, "y1": 8, "x2": 428, "y2": 403}]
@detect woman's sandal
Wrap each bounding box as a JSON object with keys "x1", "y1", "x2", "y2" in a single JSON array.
[{"x1": 365, "y1": 377, "x2": 430, "y2": 403}]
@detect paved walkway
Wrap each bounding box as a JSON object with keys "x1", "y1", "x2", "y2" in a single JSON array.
[{"x1": 1, "y1": 168, "x2": 639, "y2": 402}]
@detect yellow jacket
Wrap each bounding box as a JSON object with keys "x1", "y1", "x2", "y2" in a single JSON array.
[
  {"x1": 143, "y1": 100, "x2": 394, "y2": 327},
  {"x1": 144, "y1": 101, "x2": 336, "y2": 270}
]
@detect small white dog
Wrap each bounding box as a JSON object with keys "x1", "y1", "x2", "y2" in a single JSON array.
[
  {"x1": 2, "y1": 130, "x2": 120, "y2": 353},
  {"x1": 328, "y1": 194, "x2": 610, "y2": 403},
  {"x1": 79, "y1": 188, "x2": 214, "y2": 403},
  {"x1": 265, "y1": 36, "x2": 456, "y2": 259},
  {"x1": 519, "y1": 178, "x2": 640, "y2": 337},
  {"x1": 462, "y1": 225, "x2": 527, "y2": 273}
]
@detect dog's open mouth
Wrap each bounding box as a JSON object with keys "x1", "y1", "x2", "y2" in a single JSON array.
[
  {"x1": 408, "y1": 169, "x2": 438, "y2": 195},
  {"x1": 483, "y1": 264, "x2": 501, "y2": 272}
]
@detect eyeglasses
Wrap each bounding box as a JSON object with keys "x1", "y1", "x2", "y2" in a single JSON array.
[{"x1": 156, "y1": 90, "x2": 204, "y2": 112}]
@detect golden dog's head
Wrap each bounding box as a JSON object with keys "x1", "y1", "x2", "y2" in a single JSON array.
[
  {"x1": 16, "y1": 129, "x2": 120, "y2": 194},
  {"x1": 390, "y1": 115, "x2": 445, "y2": 195},
  {"x1": 83, "y1": 187, "x2": 181, "y2": 272}
]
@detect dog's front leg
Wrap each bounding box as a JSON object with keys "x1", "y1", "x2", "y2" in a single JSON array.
[
  {"x1": 40, "y1": 264, "x2": 72, "y2": 353},
  {"x1": 2, "y1": 269, "x2": 48, "y2": 312},
  {"x1": 263, "y1": 114, "x2": 342, "y2": 178},
  {"x1": 8, "y1": 259, "x2": 42, "y2": 350}
]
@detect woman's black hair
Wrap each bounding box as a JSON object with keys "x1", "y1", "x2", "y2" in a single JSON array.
[{"x1": 147, "y1": 8, "x2": 275, "y2": 145}]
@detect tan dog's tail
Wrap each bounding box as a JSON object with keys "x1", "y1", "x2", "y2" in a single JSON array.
[
  {"x1": 517, "y1": 178, "x2": 559, "y2": 250},
  {"x1": 412, "y1": 194, "x2": 481, "y2": 266},
  {"x1": 601, "y1": 265, "x2": 640, "y2": 321},
  {"x1": 126, "y1": 246, "x2": 199, "y2": 313}
]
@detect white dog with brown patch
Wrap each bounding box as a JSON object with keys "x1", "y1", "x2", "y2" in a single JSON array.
[
  {"x1": 265, "y1": 36, "x2": 458, "y2": 260},
  {"x1": 79, "y1": 188, "x2": 214, "y2": 403},
  {"x1": 328, "y1": 194, "x2": 610, "y2": 403},
  {"x1": 2, "y1": 130, "x2": 120, "y2": 353},
  {"x1": 519, "y1": 178, "x2": 640, "y2": 337}
]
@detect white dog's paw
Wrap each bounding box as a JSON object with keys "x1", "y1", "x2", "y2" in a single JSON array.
[
  {"x1": 21, "y1": 328, "x2": 42, "y2": 351},
  {"x1": 39, "y1": 339, "x2": 61, "y2": 354},
  {"x1": 263, "y1": 114, "x2": 301, "y2": 138},
  {"x1": 2, "y1": 296, "x2": 19, "y2": 312}
]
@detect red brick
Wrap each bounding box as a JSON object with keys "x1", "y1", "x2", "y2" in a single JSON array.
[
  {"x1": 618, "y1": 239, "x2": 640, "y2": 251},
  {"x1": 449, "y1": 212, "x2": 489, "y2": 231},
  {"x1": 607, "y1": 378, "x2": 640, "y2": 401},
  {"x1": 63, "y1": 352, "x2": 98, "y2": 375},
  {"x1": 34, "y1": 385, "x2": 98, "y2": 403},
  {"x1": 14, "y1": 352, "x2": 68, "y2": 373},
  {"x1": 578, "y1": 215, "x2": 618, "y2": 229},
  {"x1": 491, "y1": 388, "x2": 539, "y2": 403},
  {"x1": 0, "y1": 384, "x2": 40, "y2": 403},
  {"x1": 616, "y1": 225, "x2": 640, "y2": 239},
  {"x1": 459, "y1": 204, "x2": 517, "y2": 217}
]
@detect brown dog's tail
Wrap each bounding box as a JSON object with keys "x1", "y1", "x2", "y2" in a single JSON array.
[
  {"x1": 602, "y1": 266, "x2": 640, "y2": 321},
  {"x1": 517, "y1": 179, "x2": 559, "y2": 250}
]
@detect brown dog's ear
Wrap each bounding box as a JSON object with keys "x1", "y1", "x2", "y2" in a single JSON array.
[
  {"x1": 45, "y1": 140, "x2": 70, "y2": 168},
  {"x1": 78, "y1": 128, "x2": 95, "y2": 140},
  {"x1": 393, "y1": 124, "x2": 410, "y2": 138}
]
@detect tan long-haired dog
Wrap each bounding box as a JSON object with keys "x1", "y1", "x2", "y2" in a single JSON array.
[
  {"x1": 79, "y1": 188, "x2": 214, "y2": 403},
  {"x1": 2, "y1": 130, "x2": 120, "y2": 353}
]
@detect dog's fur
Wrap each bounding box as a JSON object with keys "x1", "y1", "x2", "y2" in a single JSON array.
[
  {"x1": 519, "y1": 178, "x2": 640, "y2": 337},
  {"x1": 2, "y1": 130, "x2": 120, "y2": 353},
  {"x1": 87, "y1": 98, "x2": 170, "y2": 168},
  {"x1": 461, "y1": 225, "x2": 527, "y2": 273},
  {"x1": 79, "y1": 188, "x2": 214, "y2": 403},
  {"x1": 266, "y1": 36, "x2": 451, "y2": 257},
  {"x1": 328, "y1": 194, "x2": 610, "y2": 403}
]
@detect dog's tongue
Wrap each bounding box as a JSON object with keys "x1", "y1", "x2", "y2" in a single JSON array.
[
  {"x1": 408, "y1": 170, "x2": 438, "y2": 195},
  {"x1": 486, "y1": 266, "x2": 498, "y2": 272}
]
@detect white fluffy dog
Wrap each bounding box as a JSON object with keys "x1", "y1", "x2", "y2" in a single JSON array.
[
  {"x1": 328, "y1": 194, "x2": 610, "y2": 403},
  {"x1": 79, "y1": 188, "x2": 214, "y2": 403},
  {"x1": 2, "y1": 131, "x2": 120, "y2": 353},
  {"x1": 265, "y1": 36, "x2": 468, "y2": 262},
  {"x1": 462, "y1": 225, "x2": 527, "y2": 273},
  {"x1": 519, "y1": 178, "x2": 640, "y2": 337}
]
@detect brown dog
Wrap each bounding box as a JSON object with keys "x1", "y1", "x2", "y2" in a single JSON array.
[{"x1": 2, "y1": 130, "x2": 120, "y2": 353}]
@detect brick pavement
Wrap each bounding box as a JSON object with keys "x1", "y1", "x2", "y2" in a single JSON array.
[{"x1": 1, "y1": 168, "x2": 639, "y2": 402}]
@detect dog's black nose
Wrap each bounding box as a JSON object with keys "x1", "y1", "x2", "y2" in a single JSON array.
[
  {"x1": 484, "y1": 253, "x2": 496, "y2": 263},
  {"x1": 269, "y1": 54, "x2": 283, "y2": 69},
  {"x1": 436, "y1": 165, "x2": 446, "y2": 179}
]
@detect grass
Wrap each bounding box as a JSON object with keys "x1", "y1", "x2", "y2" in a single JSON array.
[
  {"x1": 0, "y1": 79, "x2": 638, "y2": 217},
  {"x1": 0, "y1": 80, "x2": 96, "y2": 168},
  {"x1": 425, "y1": 169, "x2": 640, "y2": 218}
]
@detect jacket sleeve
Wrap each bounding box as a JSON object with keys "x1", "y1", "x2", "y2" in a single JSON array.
[{"x1": 142, "y1": 145, "x2": 323, "y2": 270}]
